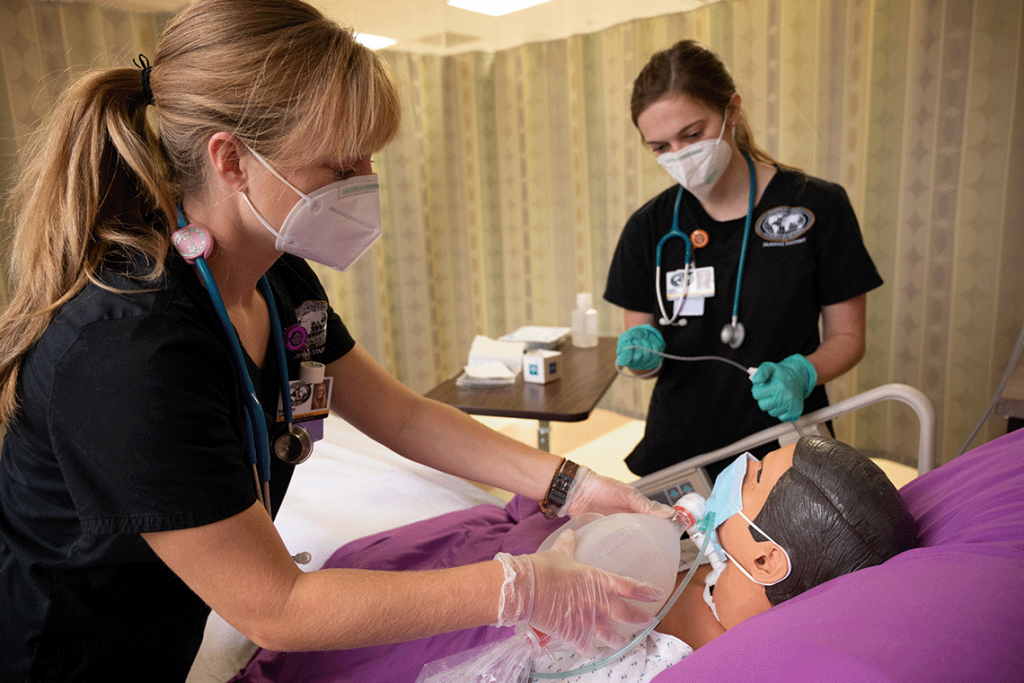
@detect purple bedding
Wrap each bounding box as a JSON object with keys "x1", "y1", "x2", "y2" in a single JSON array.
[{"x1": 231, "y1": 429, "x2": 1024, "y2": 683}]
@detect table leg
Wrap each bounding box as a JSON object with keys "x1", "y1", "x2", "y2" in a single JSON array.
[{"x1": 537, "y1": 420, "x2": 551, "y2": 451}]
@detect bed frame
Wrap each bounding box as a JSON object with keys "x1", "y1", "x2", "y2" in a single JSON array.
[{"x1": 634, "y1": 382, "x2": 935, "y2": 505}]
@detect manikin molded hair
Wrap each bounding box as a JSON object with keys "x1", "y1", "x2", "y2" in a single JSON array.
[{"x1": 753, "y1": 436, "x2": 919, "y2": 606}]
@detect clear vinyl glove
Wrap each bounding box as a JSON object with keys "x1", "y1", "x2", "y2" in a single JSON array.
[
  {"x1": 750, "y1": 353, "x2": 817, "y2": 422},
  {"x1": 615, "y1": 324, "x2": 665, "y2": 371},
  {"x1": 560, "y1": 466, "x2": 676, "y2": 520},
  {"x1": 494, "y1": 529, "x2": 663, "y2": 654}
]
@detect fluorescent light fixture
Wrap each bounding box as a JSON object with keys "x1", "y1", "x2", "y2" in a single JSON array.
[
  {"x1": 355, "y1": 33, "x2": 397, "y2": 50},
  {"x1": 446, "y1": 0, "x2": 553, "y2": 17}
]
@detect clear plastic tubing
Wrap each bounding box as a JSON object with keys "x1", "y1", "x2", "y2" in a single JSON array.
[{"x1": 530, "y1": 515, "x2": 714, "y2": 679}]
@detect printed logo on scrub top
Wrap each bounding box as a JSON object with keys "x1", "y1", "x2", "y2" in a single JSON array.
[
  {"x1": 294, "y1": 299, "x2": 329, "y2": 349},
  {"x1": 755, "y1": 206, "x2": 815, "y2": 245}
]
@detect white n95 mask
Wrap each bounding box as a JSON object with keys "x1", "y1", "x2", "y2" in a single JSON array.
[
  {"x1": 657, "y1": 115, "x2": 731, "y2": 203},
  {"x1": 241, "y1": 146, "x2": 382, "y2": 272}
]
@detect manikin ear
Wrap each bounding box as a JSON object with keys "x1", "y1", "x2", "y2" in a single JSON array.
[
  {"x1": 206, "y1": 132, "x2": 250, "y2": 191},
  {"x1": 750, "y1": 542, "x2": 789, "y2": 585}
]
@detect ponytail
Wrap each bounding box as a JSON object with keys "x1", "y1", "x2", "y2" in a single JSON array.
[
  {"x1": 0, "y1": 0, "x2": 401, "y2": 428},
  {"x1": 0, "y1": 67, "x2": 174, "y2": 426}
]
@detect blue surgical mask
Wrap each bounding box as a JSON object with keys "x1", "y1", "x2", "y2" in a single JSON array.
[{"x1": 701, "y1": 452, "x2": 791, "y2": 588}]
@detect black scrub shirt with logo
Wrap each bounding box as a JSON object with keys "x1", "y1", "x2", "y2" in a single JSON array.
[
  {"x1": 605, "y1": 169, "x2": 882, "y2": 476},
  {"x1": 0, "y1": 250, "x2": 354, "y2": 682}
]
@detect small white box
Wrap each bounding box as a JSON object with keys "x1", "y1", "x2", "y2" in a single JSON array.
[{"x1": 523, "y1": 349, "x2": 561, "y2": 384}]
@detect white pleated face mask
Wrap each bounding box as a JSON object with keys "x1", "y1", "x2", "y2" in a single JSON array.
[
  {"x1": 241, "y1": 146, "x2": 382, "y2": 272},
  {"x1": 656, "y1": 115, "x2": 732, "y2": 203}
]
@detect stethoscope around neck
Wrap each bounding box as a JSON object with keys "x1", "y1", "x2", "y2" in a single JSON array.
[
  {"x1": 172, "y1": 209, "x2": 312, "y2": 519},
  {"x1": 655, "y1": 151, "x2": 755, "y2": 349}
]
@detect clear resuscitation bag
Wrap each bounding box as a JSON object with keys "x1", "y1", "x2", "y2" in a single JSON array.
[{"x1": 415, "y1": 512, "x2": 691, "y2": 683}]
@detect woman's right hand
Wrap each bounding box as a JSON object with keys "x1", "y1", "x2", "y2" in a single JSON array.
[
  {"x1": 615, "y1": 324, "x2": 665, "y2": 371},
  {"x1": 494, "y1": 528, "x2": 662, "y2": 654}
]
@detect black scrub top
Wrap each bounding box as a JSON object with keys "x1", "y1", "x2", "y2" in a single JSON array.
[
  {"x1": 0, "y1": 249, "x2": 354, "y2": 681},
  {"x1": 605, "y1": 169, "x2": 882, "y2": 476}
]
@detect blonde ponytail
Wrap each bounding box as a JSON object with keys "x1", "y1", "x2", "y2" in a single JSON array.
[
  {"x1": 0, "y1": 67, "x2": 172, "y2": 425},
  {"x1": 0, "y1": 0, "x2": 401, "y2": 427}
]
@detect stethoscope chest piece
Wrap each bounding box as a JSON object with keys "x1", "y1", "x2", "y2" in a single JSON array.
[
  {"x1": 720, "y1": 320, "x2": 745, "y2": 349},
  {"x1": 273, "y1": 423, "x2": 313, "y2": 465}
]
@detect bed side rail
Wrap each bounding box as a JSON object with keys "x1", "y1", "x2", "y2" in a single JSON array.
[{"x1": 634, "y1": 383, "x2": 935, "y2": 497}]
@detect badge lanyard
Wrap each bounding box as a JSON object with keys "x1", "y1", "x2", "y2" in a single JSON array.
[
  {"x1": 172, "y1": 211, "x2": 311, "y2": 517},
  {"x1": 655, "y1": 151, "x2": 756, "y2": 349}
]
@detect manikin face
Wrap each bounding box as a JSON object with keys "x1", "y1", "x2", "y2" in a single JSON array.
[
  {"x1": 711, "y1": 442, "x2": 795, "y2": 629},
  {"x1": 636, "y1": 92, "x2": 738, "y2": 157}
]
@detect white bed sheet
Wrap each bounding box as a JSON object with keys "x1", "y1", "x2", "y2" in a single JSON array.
[{"x1": 186, "y1": 414, "x2": 504, "y2": 683}]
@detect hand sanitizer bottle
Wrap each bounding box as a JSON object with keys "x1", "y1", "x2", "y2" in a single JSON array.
[{"x1": 571, "y1": 293, "x2": 598, "y2": 348}]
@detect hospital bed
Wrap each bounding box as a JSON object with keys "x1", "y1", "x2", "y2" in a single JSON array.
[{"x1": 189, "y1": 383, "x2": 1024, "y2": 683}]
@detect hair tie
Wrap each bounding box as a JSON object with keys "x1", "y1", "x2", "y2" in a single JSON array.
[{"x1": 133, "y1": 54, "x2": 154, "y2": 105}]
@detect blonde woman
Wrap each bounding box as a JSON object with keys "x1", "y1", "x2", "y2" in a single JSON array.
[{"x1": 0, "y1": 1, "x2": 673, "y2": 680}]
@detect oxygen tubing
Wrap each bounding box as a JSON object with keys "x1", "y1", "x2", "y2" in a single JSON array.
[
  {"x1": 616, "y1": 348, "x2": 806, "y2": 436},
  {"x1": 615, "y1": 346, "x2": 755, "y2": 378}
]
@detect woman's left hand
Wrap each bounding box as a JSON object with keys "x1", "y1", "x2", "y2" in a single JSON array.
[
  {"x1": 750, "y1": 353, "x2": 817, "y2": 422},
  {"x1": 561, "y1": 466, "x2": 676, "y2": 519}
]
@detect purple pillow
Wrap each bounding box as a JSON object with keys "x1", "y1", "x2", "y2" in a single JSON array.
[{"x1": 652, "y1": 428, "x2": 1024, "y2": 683}]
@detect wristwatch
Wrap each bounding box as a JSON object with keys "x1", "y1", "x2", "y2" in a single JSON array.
[{"x1": 540, "y1": 458, "x2": 580, "y2": 519}]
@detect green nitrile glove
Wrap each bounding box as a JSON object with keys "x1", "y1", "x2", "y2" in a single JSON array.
[
  {"x1": 616, "y1": 324, "x2": 665, "y2": 371},
  {"x1": 750, "y1": 353, "x2": 817, "y2": 422}
]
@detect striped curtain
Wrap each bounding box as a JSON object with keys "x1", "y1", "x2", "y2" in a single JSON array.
[
  {"x1": 335, "y1": 0, "x2": 1024, "y2": 467},
  {"x1": 2, "y1": 0, "x2": 1022, "y2": 466}
]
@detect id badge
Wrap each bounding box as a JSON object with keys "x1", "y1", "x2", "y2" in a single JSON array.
[
  {"x1": 673, "y1": 294, "x2": 705, "y2": 317},
  {"x1": 666, "y1": 266, "x2": 715, "y2": 299},
  {"x1": 277, "y1": 376, "x2": 333, "y2": 440}
]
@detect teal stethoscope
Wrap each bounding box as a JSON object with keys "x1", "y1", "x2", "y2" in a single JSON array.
[
  {"x1": 655, "y1": 151, "x2": 755, "y2": 349},
  {"x1": 172, "y1": 210, "x2": 313, "y2": 519}
]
